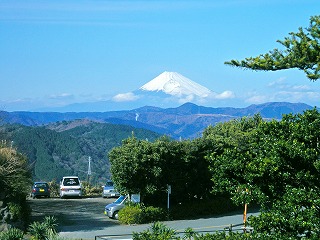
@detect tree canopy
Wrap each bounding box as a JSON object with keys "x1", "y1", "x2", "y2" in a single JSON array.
[
  {"x1": 109, "y1": 109, "x2": 320, "y2": 238},
  {"x1": 207, "y1": 109, "x2": 320, "y2": 238},
  {"x1": 225, "y1": 15, "x2": 320, "y2": 80},
  {"x1": 109, "y1": 135, "x2": 213, "y2": 206}
]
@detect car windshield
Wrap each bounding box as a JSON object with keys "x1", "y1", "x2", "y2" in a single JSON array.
[
  {"x1": 114, "y1": 195, "x2": 126, "y2": 204},
  {"x1": 105, "y1": 181, "x2": 113, "y2": 187},
  {"x1": 35, "y1": 183, "x2": 48, "y2": 188},
  {"x1": 63, "y1": 178, "x2": 80, "y2": 186}
]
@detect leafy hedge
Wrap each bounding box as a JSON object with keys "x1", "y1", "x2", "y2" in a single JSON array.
[{"x1": 118, "y1": 205, "x2": 166, "y2": 224}]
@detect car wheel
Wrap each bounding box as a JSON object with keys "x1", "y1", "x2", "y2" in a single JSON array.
[{"x1": 113, "y1": 211, "x2": 119, "y2": 220}]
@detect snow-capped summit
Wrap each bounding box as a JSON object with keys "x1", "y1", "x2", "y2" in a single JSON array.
[{"x1": 139, "y1": 71, "x2": 212, "y2": 97}]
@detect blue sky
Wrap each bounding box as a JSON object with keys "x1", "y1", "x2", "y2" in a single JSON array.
[{"x1": 1, "y1": 0, "x2": 320, "y2": 112}]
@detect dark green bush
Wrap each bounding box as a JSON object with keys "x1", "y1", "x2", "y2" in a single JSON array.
[
  {"x1": 6, "y1": 192, "x2": 31, "y2": 229},
  {"x1": 142, "y1": 206, "x2": 166, "y2": 223},
  {"x1": 0, "y1": 146, "x2": 32, "y2": 229},
  {"x1": 170, "y1": 195, "x2": 239, "y2": 219},
  {"x1": 7, "y1": 202, "x2": 22, "y2": 222}
]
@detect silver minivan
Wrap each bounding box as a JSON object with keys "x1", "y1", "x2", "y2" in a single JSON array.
[{"x1": 60, "y1": 176, "x2": 82, "y2": 198}]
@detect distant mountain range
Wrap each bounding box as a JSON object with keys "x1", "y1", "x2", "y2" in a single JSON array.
[
  {"x1": 0, "y1": 102, "x2": 313, "y2": 139},
  {"x1": 31, "y1": 71, "x2": 235, "y2": 112}
]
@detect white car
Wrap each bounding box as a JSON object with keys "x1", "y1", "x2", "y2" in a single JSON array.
[{"x1": 60, "y1": 176, "x2": 82, "y2": 198}]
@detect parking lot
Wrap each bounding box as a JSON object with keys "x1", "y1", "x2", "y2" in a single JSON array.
[
  {"x1": 28, "y1": 196, "x2": 258, "y2": 239},
  {"x1": 28, "y1": 196, "x2": 121, "y2": 233}
]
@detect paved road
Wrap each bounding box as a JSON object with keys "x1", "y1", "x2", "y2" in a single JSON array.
[{"x1": 29, "y1": 197, "x2": 259, "y2": 240}]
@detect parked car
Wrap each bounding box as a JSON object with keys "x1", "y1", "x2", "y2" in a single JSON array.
[
  {"x1": 104, "y1": 194, "x2": 140, "y2": 220},
  {"x1": 31, "y1": 182, "x2": 50, "y2": 199},
  {"x1": 102, "y1": 180, "x2": 120, "y2": 198},
  {"x1": 59, "y1": 176, "x2": 82, "y2": 198}
]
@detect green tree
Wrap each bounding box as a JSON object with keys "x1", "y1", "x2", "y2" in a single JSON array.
[
  {"x1": 247, "y1": 109, "x2": 320, "y2": 238},
  {"x1": 225, "y1": 15, "x2": 320, "y2": 80},
  {"x1": 205, "y1": 115, "x2": 262, "y2": 205},
  {"x1": 207, "y1": 109, "x2": 320, "y2": 238},
  {"x1": 164, "y1": 139, "x2": 213, "y2": 202},
  {"x1": 109, "y1": 135, "x2": 214, "y2": 207},
  {"x1": 109, "y1": 135, "x2": 158, "y2": 202}
]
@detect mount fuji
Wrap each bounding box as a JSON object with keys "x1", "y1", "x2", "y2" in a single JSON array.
[
  {"x1": 139, "y1": 71, "x2": 212, "y2": 98},
  {"x1": 117, "y1": 71, "x2": 221, "y2": 109}
]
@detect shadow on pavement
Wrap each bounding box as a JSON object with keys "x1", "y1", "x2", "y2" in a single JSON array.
[{"x1": 28, "y1": 197, "x2": 121, "y2": 232}]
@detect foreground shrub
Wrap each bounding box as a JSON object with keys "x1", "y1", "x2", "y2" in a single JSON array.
[
  {"x1": 28, "y1": 221, "x2": 48, "y2": 240},
  {"x1": 119, "y1": 205, "x2": 166, "y2": 224},
  {"x1": 0, "y1": 227, "x2": 24, "y2": 240},
  {"x1": 118, "y1": 205, "x2": 142, "y2": 224},
  {"x1": 193, "y1": 232, "x2": 253, "y2": 240},
  {"x1": 133, "y1": 222, "x2": 177, "y2": 240},
  {"x1": 133, "y1": 222, "x2": 257, "y2": 240},
  {"x1": 141, "y1": 206, "x2": 166, "y2": 223},
  {"x1": 28, "y1": 216, "x2": 58, "y2": 240},
  {"x1": 0, "y1": 146, "x2": 32, "y2": 229}
]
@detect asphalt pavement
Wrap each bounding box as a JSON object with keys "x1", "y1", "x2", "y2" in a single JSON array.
[
  {"x1": 59, "y1": 209, "x2": 259, "y2": 239},
  {"x1": 28, "y1": 197, "x2": 259, "y2": 240}
]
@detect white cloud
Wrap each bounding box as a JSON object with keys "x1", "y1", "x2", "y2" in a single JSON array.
[
  {"x1": 112, "y1": 92, "x2": 139, "y2": 102},
  {"x1": 268, "y1": 77, "x2": 287, "y2": 88},
  {"x1": 274, "y1": 90, "x2": 320, "y2": 102},
  {"x1": 178, "y1": 94, "x2": 195, "y2": 104},
  {"x1": 245, "y1": 95, "x2": 268, "y2": 104},
  {"x1": 268, "y1": 77, "x2": 313, "y2": 92},
  {"x1": 213, "y1": 91, "x2": 235, "y2": 100},
  {"x1": 246, "y1": 77, "x2": 320, "y2": 105},
  {"x1": 49, "y1": 93, "x2": 74, "y2": 100},
  {"x1": 291, "y1": 85, "x2": 311, "y2": 91}
]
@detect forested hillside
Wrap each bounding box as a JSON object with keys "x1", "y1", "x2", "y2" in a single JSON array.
[
  {"x1": 0, "y1": 102, "x2": 313, "y2": 139},
  {"x1": 0, "y1": 120, "x2": 161, "y2": 184}
]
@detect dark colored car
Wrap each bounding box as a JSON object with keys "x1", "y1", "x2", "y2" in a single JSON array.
[{"x1": 31, "y1": 182, "x2": 50, "y2": 199}]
